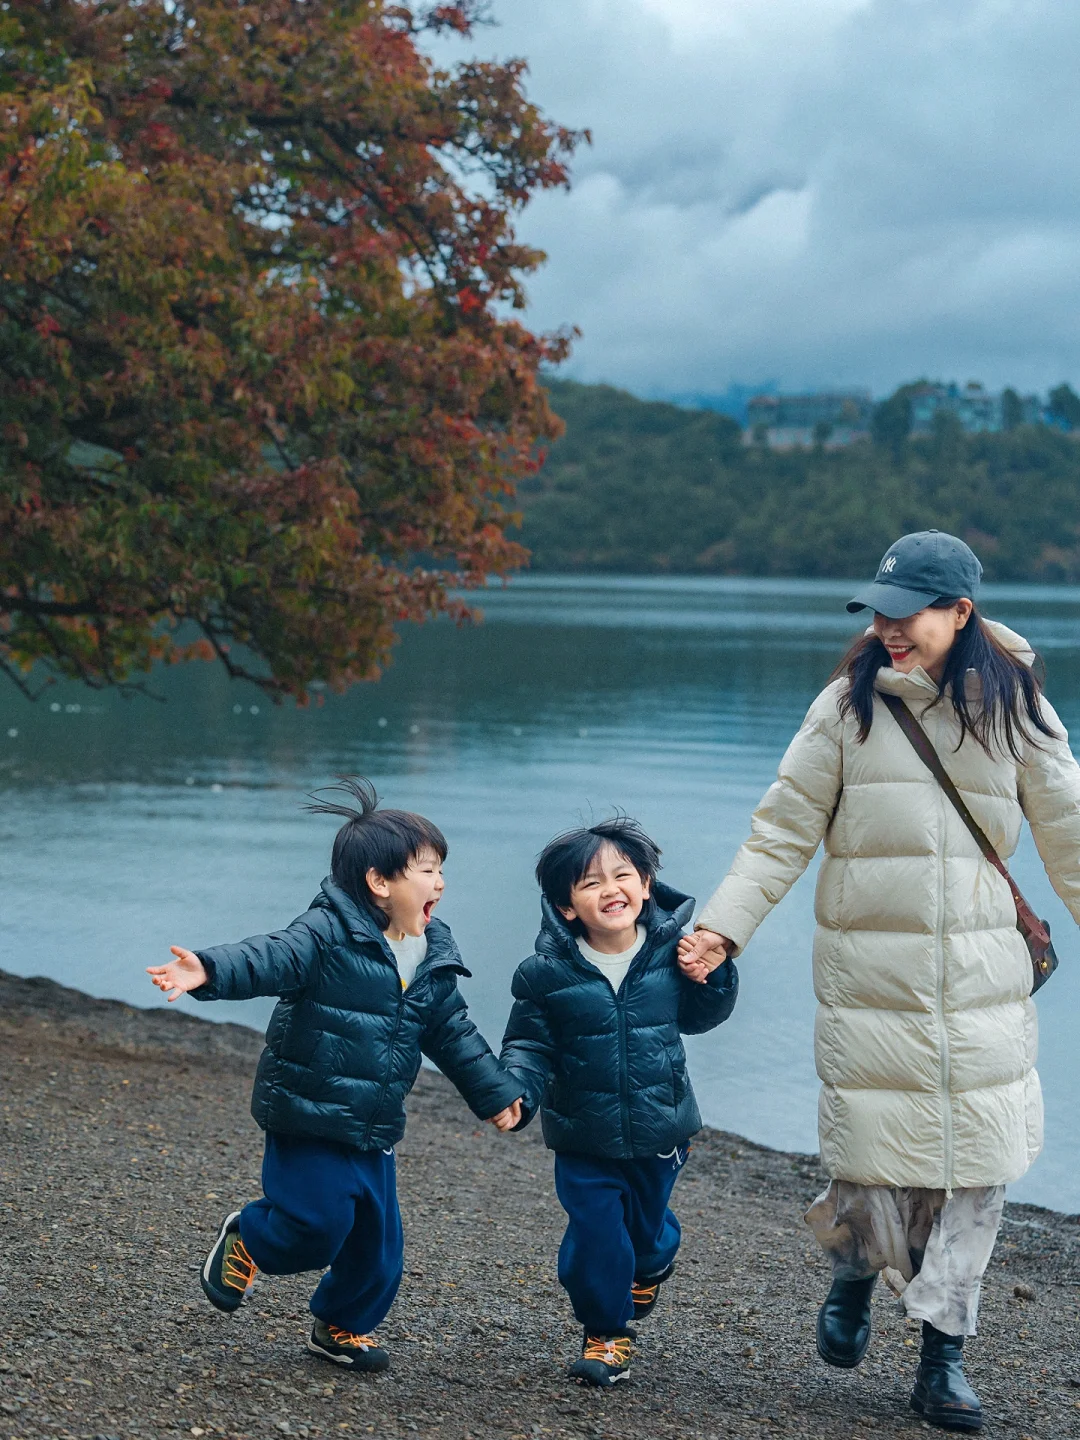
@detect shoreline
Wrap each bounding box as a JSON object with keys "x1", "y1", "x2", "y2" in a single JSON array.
[
  {"x1": 2, "y1": 969, "x2": 1080, "y2": 1440},
  {"x1": 6, "y1": 967, "x2": 1074, "y2": 1224}
]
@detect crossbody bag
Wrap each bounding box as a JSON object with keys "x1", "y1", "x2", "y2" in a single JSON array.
[{"x1": 879, "y1": 692, "x2": 1058, "y2": 995}]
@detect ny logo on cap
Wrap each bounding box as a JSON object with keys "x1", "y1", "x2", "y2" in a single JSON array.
[{"x1": 881, "y1": 556, "x2": 897, "y2": 574}]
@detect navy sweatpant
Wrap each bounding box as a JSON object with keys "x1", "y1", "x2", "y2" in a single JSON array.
[
  {"x1": 554, "y1": 1148, "x2": 688, "y2": 1334},
  {"x1": 239, "y1": 1132, "x2": 403, "y2": 1335}
]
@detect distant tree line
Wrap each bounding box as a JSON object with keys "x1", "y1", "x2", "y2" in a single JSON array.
[{"x1": 516, "y1": 380, "x2": 1080, "y2": 581}]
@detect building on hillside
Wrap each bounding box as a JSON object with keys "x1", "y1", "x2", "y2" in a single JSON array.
[
  {"x1": 909, "y1": 383, "x2": 997, "y2": 434},
  {"x1": 745, "y1": 391, "x2": 873, "y2": 449},
  {"x1": 908, "y1": 382, "x2": 1043, "y2": 435},
  {"x1": 1015, "y1": 393, "x2": 1045, "y2": 427},
  {"x1": 744, "y1": 382, "x2": 1048, "y2": 448}
]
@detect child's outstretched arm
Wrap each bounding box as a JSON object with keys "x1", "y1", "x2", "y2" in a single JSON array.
[
  {"x1": 146, "y1": 915, "x2": 323, "y2": 1005},
  {"x1": 498, "y1": 967, "x2": 557, "y2": 1130},
  {"x1": 675, "y1": 944, "x2": 739, "y2": 1035},
  {"x1": 420, "y1": 982, "x2": 523, "y2": 1128}
]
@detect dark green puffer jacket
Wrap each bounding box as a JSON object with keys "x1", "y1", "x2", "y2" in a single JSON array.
[
  {"x1": 192, "y1": 878, "x2": 521, "y2": 1150},
  {"x1": 500, "y1": 882, "x2": 738, "y2": 1159}
]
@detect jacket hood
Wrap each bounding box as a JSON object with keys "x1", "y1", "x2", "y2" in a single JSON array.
[
  {"x1": 312, "y1": 878, "x2": 469, "y2": 974},
  {"x1": 872, "y1": 619, "x2": 1036, "y2": 698},
  {"x1": 535, "y1": 878, "x2": 694, "y2": 959},
  {"x1": 313, "y1": 877, "x2": 385, "y2": 940},
  {"x1": 984, "y1": 620, "x2": 1036, "y2": 666}
]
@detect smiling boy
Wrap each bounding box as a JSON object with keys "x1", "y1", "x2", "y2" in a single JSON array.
[
  {"x1": 148, "y1": 777, "x2": 521, "y2": 1372},
  {"x1": 499, "y1": 817, "x2": 739, "y2": 1386}
]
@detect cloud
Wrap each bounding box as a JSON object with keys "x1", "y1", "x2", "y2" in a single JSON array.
[{"x1": 435, "y1": 0, "x2": 1080, "y2": 396}]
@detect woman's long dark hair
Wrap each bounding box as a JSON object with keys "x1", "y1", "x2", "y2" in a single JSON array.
[{"x1": 832, "y1": 602, "x2": 1059, "y2": 760}]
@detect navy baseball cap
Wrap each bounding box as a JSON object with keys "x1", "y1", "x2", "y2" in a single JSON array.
[{"x1": 846, "y1": 530, "x2": 983, "y2": 619}]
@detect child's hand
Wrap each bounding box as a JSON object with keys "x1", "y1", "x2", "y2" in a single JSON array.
[
  {"x1": 146, "y1": 946, "x2": 209, "y2": 1002},
  {"x1": 487, "y1": 1098, "x2": 523, "y2": 1132},
  {"x1": 677, "y1": 929, "x2": 733, "y2": 984},
  {"x1": 678, "y1": 955, "x2": 711, "y2": 984}
]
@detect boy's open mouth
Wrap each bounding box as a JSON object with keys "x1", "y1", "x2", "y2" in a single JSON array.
[
  {"x1": 601, "y1": 900, "x2": 628, "y2": 915},
  {"x1": 423, "y1": 900, "x2": 437, "y2": 922}
]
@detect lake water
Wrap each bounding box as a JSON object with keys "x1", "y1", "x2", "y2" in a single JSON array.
[{"x1": 3, "y1": 575, "x2": 1080, "y2": 1210}]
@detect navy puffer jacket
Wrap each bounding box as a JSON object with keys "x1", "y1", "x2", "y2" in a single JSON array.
[
  {"x1": 500, "y1": 882, "x2": 738, "y2": 1159},
  {"x1": 192, "y1": 878, "x2": 521, "y2": 1150}
]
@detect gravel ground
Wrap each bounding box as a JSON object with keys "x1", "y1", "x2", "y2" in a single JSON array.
[{"x1": 3, "y1": 970, "x2": 1080, "y2": 1440}]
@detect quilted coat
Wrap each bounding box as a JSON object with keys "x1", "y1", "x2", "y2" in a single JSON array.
[
  {"x1": 697, "y1": 623, "x2": 1080, "y2": 1190},
  {"x1": 192, "y1": 878, "x2": 521, "y2": 1149},
  {"x1": 500, "y1": 881, "x2": 739, "y2": 1158}
]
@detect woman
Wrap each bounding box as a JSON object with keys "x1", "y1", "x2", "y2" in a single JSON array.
[{"x1": 680, "y1": 530, "x2": 1080, "y2": 1433}]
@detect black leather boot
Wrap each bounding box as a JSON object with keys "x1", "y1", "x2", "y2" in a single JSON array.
[
  {"x1": 910, "y1": 1322, "x2": 983, "y2": 1432},
  {"x1": 815, "y1": 1273, "x2": 876, "y2": 1367}
]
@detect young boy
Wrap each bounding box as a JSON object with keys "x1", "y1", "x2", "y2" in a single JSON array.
[
  {"x1": 148, "y1": 777, "x2": 521, "y2": 1372},
  {"x1": 500, "y1": 817, "x2": 737, "y2": 1387}
]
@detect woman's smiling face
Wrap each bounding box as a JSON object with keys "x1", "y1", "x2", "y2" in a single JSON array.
[{"x1": 873, "y1": 598, "x2": 973, "y2": 681}]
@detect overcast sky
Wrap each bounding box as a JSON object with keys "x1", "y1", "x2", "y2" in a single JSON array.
[{"x1": 438, "y1": 0, "x2": 1080, "y2": 400}]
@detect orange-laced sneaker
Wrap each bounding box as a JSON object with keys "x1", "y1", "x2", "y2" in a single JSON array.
[
  {"x1": 568, "y1": 1330, "x2": 633, "y2": 1387},
  {"x1": 223, "y1": 1234, "x2": 257, "y2": 1292},
  {"x1": 307, "y1": 1319, "x2": 390, "y2": 1373},
  {"x1": 631, "y1": 1262, "x2": 674, "y2": 1319},
  {"x1": 201, "y1": 1211, "x2": 258, "y2": 1314},
  {"x1": 631, "y1": 1279, "x2": 661, "y2": 1316}
]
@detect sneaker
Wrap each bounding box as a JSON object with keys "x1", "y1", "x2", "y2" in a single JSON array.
[
  {"x1": 201, "y1": 1210, "x2": 257, "y2": 1313},
  {"x1": 568, "y1": 1329, "x2": 634, "y2": 1387},
  {"x1": 307, "y1": 1319, "x2": 390, "y2": 1373},
  {"x1": 632, "y1": 1262, "x2": 674, "y2": 1319}
]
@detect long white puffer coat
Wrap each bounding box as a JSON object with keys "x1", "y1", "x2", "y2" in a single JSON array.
[{"x1": 697, "y1": 624, "x2": 1080, "y2": 1190}]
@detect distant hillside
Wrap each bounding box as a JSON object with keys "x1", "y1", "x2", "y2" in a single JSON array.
[{"x1": 515, "y1": 379, "x2": 1080, "y2": 581}]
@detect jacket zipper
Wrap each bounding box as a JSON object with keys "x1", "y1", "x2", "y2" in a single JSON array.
[
  {"x1": 560, "y1": 930, "x2": 661, "y2": 1156},
  {"x1": 616, "y1": 993, "x2": 632, "y2": 1153},
  {"x1": 363, "y1": 956, "x2": 465, "y2": 1145},
  {"x1": 613, "y1": 937, "x2": 656, "y2": 1155},
  {"x1": 929, "y1": 708, "x2": 954, "y2": 1193},
  {"x1": 365, "y1": 991, "x2": 405, "y2": 1148}
]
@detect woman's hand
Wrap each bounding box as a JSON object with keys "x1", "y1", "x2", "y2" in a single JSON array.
[
  {"x1": 677, "y1": 929, "x2": 734, "y2": 983},
  {"x1": 146, "y1": 946, "x2": 209, "y2": 1002},
  {"x1": 487, "y1": 1098, "x2": 523, "y2": 1132}
]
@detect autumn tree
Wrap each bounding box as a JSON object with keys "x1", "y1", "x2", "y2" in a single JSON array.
[{"x1": 0, "y1": 0, "x2": 581, "y2": 699}]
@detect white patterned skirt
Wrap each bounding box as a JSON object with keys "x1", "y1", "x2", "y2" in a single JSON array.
[{"x1": 805, "y1": 1181, "x2": 1006, "y2": 1336}]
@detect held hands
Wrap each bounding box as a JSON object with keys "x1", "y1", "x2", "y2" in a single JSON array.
[
  {"x1": 677, "y1": 929, "x2": 734, "y2": 984},
  {"x1": 487, "y1": 1098, "x2": 523, "y2": 1132},
  {"x1": 146, "y1": 946, "x2": 209, "y2": 1002}
]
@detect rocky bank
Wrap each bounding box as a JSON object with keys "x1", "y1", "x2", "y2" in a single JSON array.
[{"x1": 2, "y1": 971, "x2": 1080, "y2": 1440}]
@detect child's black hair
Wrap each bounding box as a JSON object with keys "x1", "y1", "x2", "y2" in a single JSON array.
[
  {"x1": 304, "y1": 777, "x2": 447, "y2": 928},
  {"x1": 536, "y1": 816, "x2": 661, "y2": 934}
]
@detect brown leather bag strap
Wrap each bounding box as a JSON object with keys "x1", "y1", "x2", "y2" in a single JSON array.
[{"x1": 879, "y1": 692, "x2": 1051, "y2": 946}]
